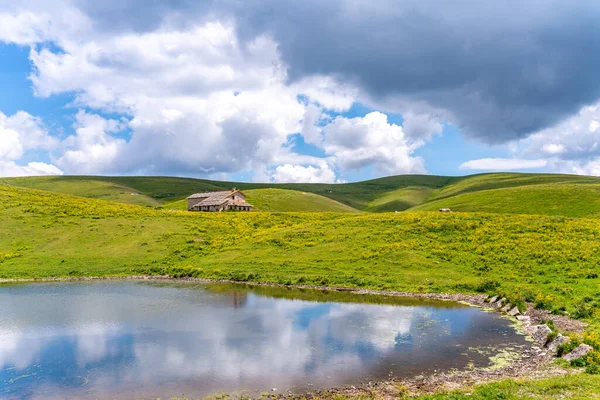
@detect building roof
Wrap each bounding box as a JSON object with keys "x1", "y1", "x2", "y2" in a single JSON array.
[{"x1": 188, "y1": 190, "x2": 232, "y2": 199}]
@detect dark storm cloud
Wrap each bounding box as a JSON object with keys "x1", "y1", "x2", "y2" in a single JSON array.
[
  {"x1": 72, "y1": 0, "x2": 216, "y2": 33},
  {"x1": 66, "y1": 0, "x2": 600, "y2": 143},
  {"x1": 228, "y1": 0, "x2": 600, "y2": 143}
]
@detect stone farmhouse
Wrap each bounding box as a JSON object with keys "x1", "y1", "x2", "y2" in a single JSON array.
[{"x1": 187, "y1": 189, "x2": 253, "y2": 212}]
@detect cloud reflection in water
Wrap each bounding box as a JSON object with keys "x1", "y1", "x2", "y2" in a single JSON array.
[{"x1": 0, "y1": 282, "x2": 526, "y2": 399}]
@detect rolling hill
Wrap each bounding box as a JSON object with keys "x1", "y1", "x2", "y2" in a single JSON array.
[
  {"x1": 163, "y1": 188, "x2": 358, "y2": 213},
  {"x1": 2, "y1": 172, "x2": 600, "y2": 216}
]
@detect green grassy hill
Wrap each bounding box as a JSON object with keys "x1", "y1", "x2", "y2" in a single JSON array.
[
  {"x1": 431, "y1": 172, "x2": 600, "y2": 199},
  {"x1": 3, "y1": 172, "x2": 600, "y2": 216},
  {"x1": 411, "y1": 183, "x2": 600, "y2": 217},
  {"x1": 0, "y1": 176, "x2": 162, "y2": 207},
  {"x1": 0, "y1": 174, "x2": 453, "y2": 210}
]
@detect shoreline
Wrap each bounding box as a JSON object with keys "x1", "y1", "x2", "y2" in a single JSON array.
[{"x1": 0, "y1": 275, "x2": 586, "y2": 398}]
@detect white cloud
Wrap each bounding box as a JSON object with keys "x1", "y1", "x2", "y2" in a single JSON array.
[
  {"x1": 292, "y1": 75, "x2": 358, "y2": 112},
  {"x1": 321, "y1": 112, "x2": 426, "y2": 175},
  {"x1": 0, "y1": 111, "x2": 57, "y2": 160},
  {"x1": 0, "y1": 125, "x2": 22, "y2": 161},
  {"x1": 559, "y1": 158, "x2": 600, "y2": 176},
  {"x1": 506, "y1": 102, "x2": 600, "y2": 176},
  {"x1": 522, "y1": 104, "x2": 600, "y2": 160},
  {"x1": 401, "y1": 112, "x2": 443, "y2": 142},
  {"x1": 0, "y1": 161, "x2": 63, "y2": 177},
  {"x1": 27, "y1": 20, "x2": 313, "y2": 177},
  {"x1": 0, "y1": 4, "x2": 90, "y2": 46},
  {"x1": 271, "y1": 163, "x2": 337, "y2": 183},
  {"x1": 56, "y1": 111, "x2": 126, "y2": 174},
  {"x1": 459, "y1": 158, "x2": 547, "y2": 171},
  {"x1": 0, "y1": 111, "x2": 62, "y2": 177},
  {"x1": 300, "y1": 104, "x2": 324, "y2": 146},
  {"x1": 0, "y1": 3, "x2": 452, "y2": 181},
  {"x1": 541, "y1": 143, "x2": 566, "y2": 155}
]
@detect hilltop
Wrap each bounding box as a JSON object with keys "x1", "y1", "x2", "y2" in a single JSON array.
[{"x1": 2, "y1": 172, "x2": 600, "y2": 217}]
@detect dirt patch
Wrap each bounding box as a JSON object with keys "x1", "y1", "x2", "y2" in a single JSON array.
[{"x1": 525, "y1": 304, "x2": 587, "y2": 333}]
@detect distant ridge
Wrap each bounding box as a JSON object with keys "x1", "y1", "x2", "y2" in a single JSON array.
[{"x1": 2, "y1": 172, "x2": 600, "y2": 217}]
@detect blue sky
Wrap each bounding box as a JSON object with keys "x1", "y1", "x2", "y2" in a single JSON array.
[{"x1": 1, "y1": 1, "x2": 600, "y2": 182}]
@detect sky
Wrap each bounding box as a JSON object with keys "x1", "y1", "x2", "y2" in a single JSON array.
[{"x1": 2, "y1": 1, "x2": 600, "y2": 183}]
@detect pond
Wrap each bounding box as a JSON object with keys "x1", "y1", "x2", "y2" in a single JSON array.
[{"x1": 0, "y1": 281, "x2": 528, "y2": 399}]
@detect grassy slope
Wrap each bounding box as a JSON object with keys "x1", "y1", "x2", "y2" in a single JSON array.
[
  {"x1": 365, "y1": 187, "x2": 436, "y2": 212},
  {"x1": 5, "y1": 173, "x2": 600, "y2": 217},
  {"x1": 411, "y1": 184, "x2": 600, "y2": 218},
  {"x1": 432, "y1": 173, "x2": 600, "y2": 199},
  {"x1": 164, "y1": 188, "x2": 359, "y2": 212},
  {"x1": 2, "y1": 184, "x2": 600, "y2": 396},
  {"x1": 112, "y1": 174, "x2": 454, "y2": 210},
  {"x1": 413, "y1": 374, "x2": 600, "y2": 399},
  {"x1": 0, "y1": 174, "x2": 454, "y2": 211},
  {"x1": 0, "y1": 176, "x2": 161, "y2": 207}
]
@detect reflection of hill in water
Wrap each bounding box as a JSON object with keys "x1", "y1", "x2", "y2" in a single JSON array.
[{"x1": 204, "y1": 282, "x2": 467, "y2": 309}]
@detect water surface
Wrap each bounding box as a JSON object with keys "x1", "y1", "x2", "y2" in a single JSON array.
[{"x1": 0, "y1": 281, "x2": 528, "y2": 399}]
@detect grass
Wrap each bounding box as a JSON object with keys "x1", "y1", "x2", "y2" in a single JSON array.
[
  {"x1": 0, "y1": 174, "x2": 452, "y2": 211},
  {"x1": 4, "y1": 172, "x2": 600, "y2": 216},
  {"x1": 431, "y1": 172, "x2": 600, "y2": 199},
  {"x1": 365, "y1": 187, "x2": 435, "y2": 212},
  {"x1": 409, "y1": 374, "x2": 600, "y2": 399},
  {"x1": 2, "y1": 181, "x2": 600, "y2": 397},
  {"x1": 411, "y1": 184, "x2": 600, "y2": 218},
  {"x1": 0, "y1": 176, "x2": 161, "y2": 207}
]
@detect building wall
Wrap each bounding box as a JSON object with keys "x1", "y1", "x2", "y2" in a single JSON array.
[
  {"x1": 229, "y1": 192, "x2": 246, "y2": 205},
  {"x1": 188, "y1": 198, "x2": 206, "y2": 210}
]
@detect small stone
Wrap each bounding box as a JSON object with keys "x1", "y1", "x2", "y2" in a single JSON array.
[
  {"x1": 501, "y1": 303, "x2": 512, "y2": 312},
  {"x1": 563, "y1": 344, "x2": 594, "y2": 362},
  {"x1": 527, "y1": 324, "x2": 552, "y2": 345},
  {"x1": 488, "y1": 296, "x2": 499, "y2": 303},
  {"x1": 547, "y1": 334, "x2": 570, "y2": 354},
  {"x1": 508, "y1": 306, "x2": 521, "y2": 316}
]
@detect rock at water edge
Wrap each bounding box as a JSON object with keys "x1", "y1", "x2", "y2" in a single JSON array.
[
  {"x1": 547, "y1": 334, "x2": 570, "y2": 354},
  {"x1": 508, "y1": 306, "x2": 520, "y2": 316},
  {"x1": 563, "y1": 344, "x2": 593, "y2": 362},
  {"x1": 527, "y1": 324, "x2": 552, "y2": 345},
  {"x1": 493, "y1": 298, "x2": 506, "y2": 308}
]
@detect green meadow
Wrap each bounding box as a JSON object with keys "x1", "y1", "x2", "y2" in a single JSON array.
[
  {"x1": 4, "y1": 172, "x2": 600, "y2": 216},
  {"x1": 2, "y1": 173, "x2": 600, "y2": 398}
]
